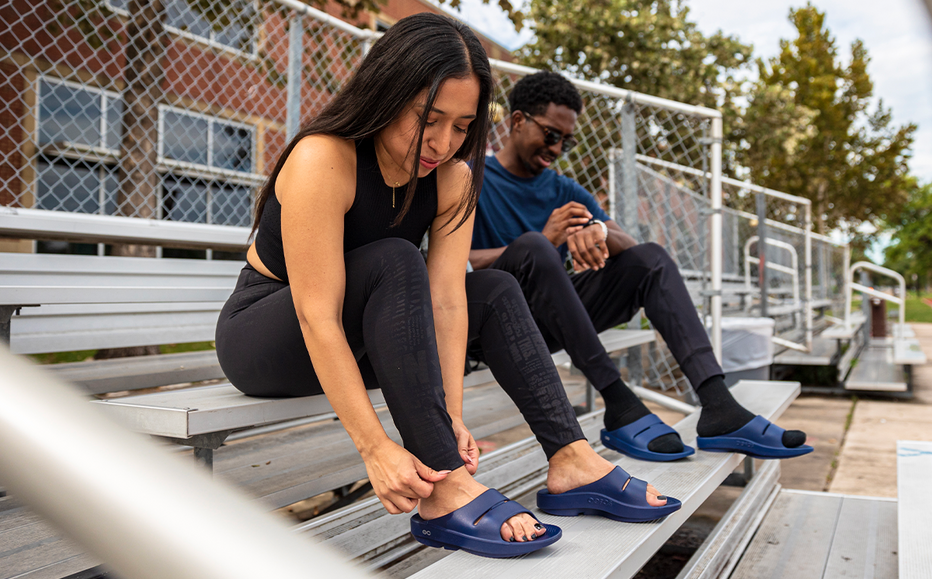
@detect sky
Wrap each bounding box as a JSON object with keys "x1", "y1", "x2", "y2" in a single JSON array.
[{"x1": 448, "y1": 0, "x2": 932, "y2": 185}]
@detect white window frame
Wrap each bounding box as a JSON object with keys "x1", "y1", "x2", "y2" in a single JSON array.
[
  {"x1": 157, "y1": 104, "x2": 259, "y2": 226},
  {"x1": 104, "y1": 0, "x2": 260, "y2": 60},
  {"x1": 156, "y1": 104, "x2": 258, "y2": 177},
  {"x1": 35, "y1": 77, "x2": 123, "y2": 220}
]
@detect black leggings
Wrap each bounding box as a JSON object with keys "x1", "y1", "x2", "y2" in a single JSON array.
[
  {"x1": 215, "y1": 238, "x2": 584, "y2": 471},
  {"x1": 490, "y1": 232, "x2": 723, "y2": 390}
]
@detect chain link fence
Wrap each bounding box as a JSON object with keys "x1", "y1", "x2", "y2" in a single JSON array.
[
  {"x1": 4, "y1": 0, "x2": 752, "y2": 394},
  {"x1": 1, "y1": 0, "x2": 368, "y2": 235}
]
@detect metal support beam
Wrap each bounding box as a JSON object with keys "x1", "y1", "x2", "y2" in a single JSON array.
[
  {"x1": 621, "y1": 100, "x2": 644, "y2": 385},
  {"x1": 0, "y1": 305, "x2": 17, "y2": 344},
  {"x1": 164, "y1": 431, "x2": 233, "y2": 474},
  {"x1": 286, "y1": 16, "x2": 303, "y2": 141},
  {"x1": 757, "y1": 192, "x2": 768, "y2": 318}
]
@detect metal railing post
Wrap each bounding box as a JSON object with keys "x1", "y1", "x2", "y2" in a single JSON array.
[
  {"x1": 621, "y1": 100, "x2": 643, "y2": 386},
  {"x1": 861, "y1": 270, "x2": 872, "y2": 341},
  {"x1": 286, "y1": 15, "x2": 303, "y2": 141},
  {"x1": 756, "y1": 191, "x2": 768, "y2": 319},
  {"x1": 0, "y1": 346, "x2": 371, "y2": 579},
  {"x1": 804, "y1": 203, "x2": 813, "y2": 350},
  {"x1": 709, "y1": 117, "x2": 723, "y2": 363}
]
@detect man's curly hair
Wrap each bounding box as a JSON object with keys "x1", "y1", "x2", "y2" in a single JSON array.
[{"x1": 508, "y1": 71, "x2": 583, "y2": 117}]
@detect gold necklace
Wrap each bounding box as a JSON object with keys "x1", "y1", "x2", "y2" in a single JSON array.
[
  {"x1": 391, "y1": 181, "x2": 400, "y2": 208},
  {"x1": 375, "y1": 138, "x2": 403, "y2": 209}
]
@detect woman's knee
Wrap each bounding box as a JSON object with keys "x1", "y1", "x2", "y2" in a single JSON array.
[
  {"x1": 352, "y1": 238, "x2": 427, "y2": 279},
  {"x1": 467, "y1": 269, "x2": 523, "y2": 302}
]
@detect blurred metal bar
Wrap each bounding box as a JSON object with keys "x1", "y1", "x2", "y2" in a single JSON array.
[
  {"x1": 0, "y1": 346, "x2": 371, "y2": 579},
  {"x1": 757, "y1": 191, "x2": 768, "y2": 319},
  {"x1": 709, "y1": 118, "x2": 723, "y2": 362},
  {"x1": 286, "y1": 15, "x2": 303, "y2": 142}
]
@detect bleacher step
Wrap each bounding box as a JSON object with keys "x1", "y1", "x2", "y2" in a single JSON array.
[
  {"x1": 402, "y1": 380, "x2": 800, "y2": 579},
  {"x1": 774, "y1": 337, "x2": 839, "y2": 366},
  {"x1": 845, "y1": 344, "x2": 907, "y2": 392},
  {"x1": 897, "y1": 440, "x2": 932, "y2": 578},
  {"x1": 728, "y1": 490, "x2": 897, "y2": 579}
]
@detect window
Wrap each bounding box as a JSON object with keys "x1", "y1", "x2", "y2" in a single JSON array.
[
  {"x1": 36, "y1": 79, "x2": 257, "y2": 235},
  {"x1": 37, "y1": 79, "x2": 121, "y2": 216},
  {"x1": 159, "y1": 107, "x2": 256, "y2": 225},
  {"x1": 107, "y1": 0, "x2": 257, "y2": 55},
  {"x1": 160, "y1": 109, "x2": 254, "y2": 174}
]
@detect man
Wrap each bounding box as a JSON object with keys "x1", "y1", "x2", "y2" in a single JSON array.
[{"x1": 470, "y1": 71, "x2": 810, "y2": 461}]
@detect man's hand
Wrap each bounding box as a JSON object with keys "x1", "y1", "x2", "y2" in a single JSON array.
[
  {"x1": 567, "y1": 222, "x2": 609, "y2": 271},
  {"x1": 542, "y1": 202, "x2": 592, "y2": 248}
]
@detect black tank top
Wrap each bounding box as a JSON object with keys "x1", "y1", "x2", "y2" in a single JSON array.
[{"x1": 255, "y1": 138, "x2": 438, "y2": 283}]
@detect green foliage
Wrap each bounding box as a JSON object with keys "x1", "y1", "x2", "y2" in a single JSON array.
[
  {"x1": 904, "y1": 293, "x2": 932, "y2": 324},
  {"x1": 517, "y1": 0, "x2": 752, "y2": 203},
  {"x1": 884, "y1": 181, "x2": 932, "y2": 287},
  {"x1": 520, "y1": 0, "x2": 751, "y2": 109},
  {"x1": 28, "y1": 341, "x2": 216, "y2": 365},
  {"x1": 734, "y1": 4, "x2": 915, "y2": 236}
]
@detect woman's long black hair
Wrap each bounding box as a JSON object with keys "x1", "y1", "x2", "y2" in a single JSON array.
[{"x1": 253, "y1": 13, "x2": 494, "y2": 233}]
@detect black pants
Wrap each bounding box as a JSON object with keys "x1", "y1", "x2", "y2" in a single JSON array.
[
  {"x1": 489, "y1": 232, "x2": 723, "y2": 391},
  {"x1": 215, "y1": 238, "x2": 584, "y2": 471}
]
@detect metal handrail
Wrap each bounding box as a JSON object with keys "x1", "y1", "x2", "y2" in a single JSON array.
[
  {"x1": 744, "y1": 236, "x2": 801, "y2": 307},
  {"x1": 0, "y1": 346, "x2": 371, "y2": 579},
  {"x1": 845, "y1": 261, "x2": 906, "y2": 339}
]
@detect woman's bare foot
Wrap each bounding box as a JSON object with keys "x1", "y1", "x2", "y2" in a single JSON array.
[
  {"x1": 417, "y1": 466, "x2": 545, "y2": 542},
  {"x1": 546, "y1": 440, "x2": 668, "y2": 506}
]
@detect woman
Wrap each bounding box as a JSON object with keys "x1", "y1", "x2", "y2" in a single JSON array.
[{"x1": 216, "y1": 13, "x2": 678, "y2": 559}]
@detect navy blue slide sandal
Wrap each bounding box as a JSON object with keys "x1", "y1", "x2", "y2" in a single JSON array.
[
  {"x1": 410, "y1": 489, "x2": 562, "y2": 558},
  {"x1": 537, "y1": 466, "x2": 681, "y2": 523},
  {"x1": 696, "y1": 415, "x2": 814, "y2": 459},
  {"x1": 601, "y1": 414, "x2": 695, "y2": 462}
]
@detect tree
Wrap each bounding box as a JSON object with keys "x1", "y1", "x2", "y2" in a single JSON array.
[
  {"x1": 734, "y1": 4, "x2": 915, "y2": 236},
  {"x1": 516, "y1": 0, "x2": 752, "y2": 210},
  {"x1": 520, "y1": 0, "x2": 751, "y2": 110},
  {"x1": 884, "y1": 182, "x2": 932, "y2": 293}
]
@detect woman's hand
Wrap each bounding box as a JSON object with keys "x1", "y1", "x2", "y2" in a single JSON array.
[
  {"x1": 451, "y1": 417, "x2": 479, "y2": 475},
  {"x1": 363, "y1": 439, "x2": 451, "y2": 514}
]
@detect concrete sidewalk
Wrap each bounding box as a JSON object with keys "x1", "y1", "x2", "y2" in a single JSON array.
[{"x1": 828, "y1": 322, "x2": 932, "y2": 497}]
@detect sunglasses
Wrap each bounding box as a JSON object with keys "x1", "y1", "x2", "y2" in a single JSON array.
[{"x1": 522, "y1": 111, "x2": 578, "y2": 153}]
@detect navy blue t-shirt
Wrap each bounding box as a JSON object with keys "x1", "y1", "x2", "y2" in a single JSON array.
[{"x1": 473, "y1": 155, "x2": 611, "y2": 261}]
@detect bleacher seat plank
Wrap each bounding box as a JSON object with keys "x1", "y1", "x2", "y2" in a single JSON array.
[
  {"x1": 550, "y1": 329, "x2": 655, "y2": 367},
  {"x1": 774, "y1": 336, "x2": 838, "y2": 366},
  {"x1": 394, "y1": 380, "x2": 799, "y2": 578},
  {"x1": 729, "y1": 490, "x2": 896, "y2": 579},
  {"x1": 675, "y1": 460, "x2": 782, "y2": 579},
  {"x1": 0, "y1": 497, "x2": 99, "y2": 579},
  {"x1": 821, "y1": 313, "x2": 867, "y2": 340},
  {"x1": 93, "y1": 383, "x2": 386, "y2": 439},
  {"x1": 0, "y1": 206, "x2": 250, "y2": 251},
  {"x1": 216, "y1": 380, "x2": 588, "y2": 510},
  {"x1": 897, "y1": 440, "x2": 932, "y2": 579},
  {"x1": 7, "y1": 302, "x2": 226, "y2": 355},
  {"x1": 822, "y1": 493, "x2": 897, "y2": 578},
  {"x1": 845, "y1": 345, "x2": 907, "y2": 392},
  {"x1": 893, "y1": 338, "x2": 926, "y2": 365},
  {"x1": 47, "y1": 350, "x2": 224, "y2": 395}
]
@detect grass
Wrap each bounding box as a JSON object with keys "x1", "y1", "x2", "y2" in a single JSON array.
[
  {"x1": 29, "y1": 341, "x2": 215, "y2": 365},
  {"x1": 904, "y1": 292, "x2": 932, "y2": 323}
]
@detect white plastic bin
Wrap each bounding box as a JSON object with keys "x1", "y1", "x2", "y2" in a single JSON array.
[{"x1": 718, "y1": 317, "x2": 775, "y2": 387}]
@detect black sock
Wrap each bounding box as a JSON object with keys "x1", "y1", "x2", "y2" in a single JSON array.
[
  {"x1": 601, "y1": 378, "x2": 683, "y2": 454},
  {"x1": 695, "y1": 375, "x2": 806, "y2": 447}
]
